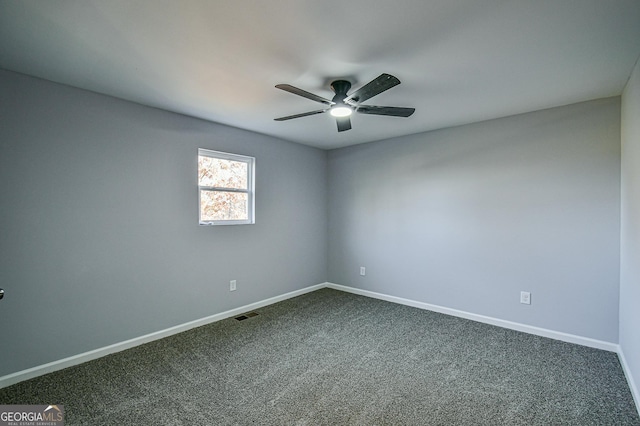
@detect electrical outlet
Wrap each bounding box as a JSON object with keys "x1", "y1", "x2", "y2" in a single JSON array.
[
  {"x1": 360, "y1": 267, "x2": 366, "y2": 276},
  {"x1": 520, "y1": 291, "x2": 531, "y2": 305},
  {"x1": 230, "y1": 280, "x2": 237, "y2": 292}
]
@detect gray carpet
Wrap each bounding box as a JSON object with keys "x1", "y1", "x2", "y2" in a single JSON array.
[{"x1": 1, "y1": 288, "x2": 638, "y2": 425}]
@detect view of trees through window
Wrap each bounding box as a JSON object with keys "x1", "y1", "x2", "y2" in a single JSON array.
[{"x1": 198, "y1": 155, "x2": 249, "y2": 222}]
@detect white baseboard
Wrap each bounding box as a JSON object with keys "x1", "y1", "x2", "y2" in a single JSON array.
[
  {"x1": 326, "y1": 283, "x2": 619, "y2": 352},
  {"x1": 0, "y1": 282, "x2": 327, "y2": 389},
  {"x1": 618, "y1": 347, "x2": 640, "y2": 416},
  {"x1": 2, "y1": 279, "x2": 634, "y2": 416}
]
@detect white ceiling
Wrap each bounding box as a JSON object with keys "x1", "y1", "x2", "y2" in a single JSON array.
[{"x1": 1, "y1": 1, "x2": 639, "y2": 149}]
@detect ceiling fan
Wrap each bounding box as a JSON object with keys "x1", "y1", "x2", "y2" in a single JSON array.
[{"x1": 274, "y1": 73, "x2": 415, "y2": 132}]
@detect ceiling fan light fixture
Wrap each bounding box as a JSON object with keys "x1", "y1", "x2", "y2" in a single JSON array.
[{"x1": 330, "y1": 105, "x2": 352, "y2": 117}]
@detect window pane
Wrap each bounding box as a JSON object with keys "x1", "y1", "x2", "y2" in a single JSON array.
[
  {"x1": 200, "y1": 190, "x2": 248, "y2": 222},
  {"x1": 198, "y1": 156, "x2": 248, "y2": 189}
]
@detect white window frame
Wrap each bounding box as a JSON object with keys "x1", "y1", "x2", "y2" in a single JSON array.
[{"x1": 198, "y1": 148, "x2": 255, "y2": 226}]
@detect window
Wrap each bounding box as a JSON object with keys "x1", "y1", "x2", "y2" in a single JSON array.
[{"x1": 198, "y1": 148, "x2": 255, "y2": 225}]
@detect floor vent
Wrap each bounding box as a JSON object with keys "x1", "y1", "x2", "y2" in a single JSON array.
[{"x1": 235, "y1": 312, "x2": 259, "y2": 321}]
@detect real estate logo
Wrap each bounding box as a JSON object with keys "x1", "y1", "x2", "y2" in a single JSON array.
[{"x1": 0, "y1": 405, "x2": 64, "y2": 426}]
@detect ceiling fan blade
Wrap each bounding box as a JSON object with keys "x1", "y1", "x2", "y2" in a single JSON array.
[
  {"x1": 274, "y1": 109, "x2": 328, "y2": 121},
  {"x1": 355, "y1": 105, "x2": 415, "y2": 117},
  {"x1": 336, "y1": 116, "x2": 352, "y2": 132},
  {"x1": 344, "y1": 73, "x2": 401, "y2": 105},
  {"x1": 275, "y1": 84, "x2": 334, "y2": 106}
]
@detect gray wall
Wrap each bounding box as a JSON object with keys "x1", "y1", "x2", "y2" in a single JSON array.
[
  {"x1": 0, "y1": 69, "x2": 328, "y2": 377},
  {"x1": 621, "y1": 58, "x2": 640, "y2": 397},
  {"x1": 328, "y1": 98, "x2": 621, "y2": 343}
]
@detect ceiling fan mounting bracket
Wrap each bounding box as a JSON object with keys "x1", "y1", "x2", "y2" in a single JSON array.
[{"x1": 330, "y1": 80, "x2": 352, "y2": 98}]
